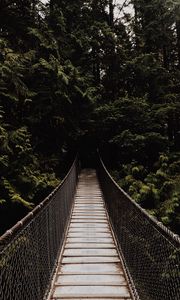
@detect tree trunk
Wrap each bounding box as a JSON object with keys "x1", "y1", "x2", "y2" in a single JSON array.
[
  {"x1": 176, "y1": 20, "x2": 180, "y2": 69},
  {"x1": 133, "y1": 0, "x2": 140, "y2": 51},
  {"x1": 163, "y1": 45, "x2": 169, "y2": 69},
  {"x1": 92, "y1": 48, "x2": 100, "y2": 84},
  {"x1": 50, "y1": 0, "x2": 55, "y2": 13},
  {"x1": 109, "y1": 0, "x2": 114, "y2": 27}
]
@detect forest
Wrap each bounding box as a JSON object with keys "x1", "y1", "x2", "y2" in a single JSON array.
[{"x1": 0, "y1": 0, "x2": 180, "y2": 235}]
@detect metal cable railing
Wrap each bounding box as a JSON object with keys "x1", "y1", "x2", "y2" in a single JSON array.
[
  {"x1": 0, "y1": 157, "x2": 79, "y2": 300},
  {"x1": 98, "y1": 156, "x2": 180, "y2": 300}
]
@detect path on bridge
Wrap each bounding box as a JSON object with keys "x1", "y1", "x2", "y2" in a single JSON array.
[{"x1": 49, "y1": 169, "x2": 133, "y2": 300}]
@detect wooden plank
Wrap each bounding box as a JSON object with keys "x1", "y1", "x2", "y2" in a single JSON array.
[
  {"x1": 53, "y1": 285, "x2": 131, "y2": 298},
  {"x1": 68, "y1": 231, "x2": 111, "y2": 235},
  {"x1": 75, "y1": 195, "x2": 102, "y2": 197},
  {"x1": 75, "y1": 197, "x2": 103, "y2": 198},
  {"x1": 65, "y1": 243, "x2": 115, "y2": 249},
  {"x1": 71, "y1": 214, "x2": 106, "y2": 218},
  {"x1": 75, "y1": 197, "x2": 102, "y2": 199},
  {"x1": 61, "y1": 256, "x2": 120, "y2": 264},
  {"x1": 69, "y1": 223, "x2": 109, "y2": 228},
  {"x1": 71, "y1": 217, "x2": 106, "y2": 220},
  {"x1": 67, "y1": 232, "x2": 112, "y2": 238},
  {"x1": 74, "y1": 202, "x2": 104, "y2": 204},
  {"x1": 72, "y1": 211, "x2": 106, "y2": 215},
  {"x1": 68, "y1": 228, "x2": 111, "y2": 233},
  {"x1": 75, "y1": 198, "x2": 103, "y2": 200},
  {"x1": 53, "y1": 298, "x2": 131, "y2": 300},
  {"x1": 63, "y1": 248, "x2": 118, "y2": 257},
  {"x1": 74, "y1": 205, "x2": 104, "y2": 207},
  {"x1": 72, "y1": 213, "x2": 106, "y2": 216},
  {"x1": 66, "y1": 237, "x2": 114, "y2": 243},
  {"x1": 75, "y1": 196, "x2": 103, "y2": 198},
  {"x1": 75, "y1": 199, "x2": 103, "y2": 201},
  {"x1": 73, "y1": 206, "x2": 105, "y2": 213},
  {"x1": 74, "y1": 204, "x2": 104, "y2": 206},
  {"x1": 56, "y1": 274, "x2": 126, "y2": 286},
  {"x1": 70, "y1": 220, "x2": 107, "y2": 223},
  {"x1": 73, "y1": 207, "x2": 104, "y2": 209},
  {"x1": 59, "y1": 263, "x2": 123, "y2": 275}
]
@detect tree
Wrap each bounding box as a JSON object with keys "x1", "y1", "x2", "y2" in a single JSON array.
[{"x1": 0, "y1": 0, "x2": 180, "y2": 235}]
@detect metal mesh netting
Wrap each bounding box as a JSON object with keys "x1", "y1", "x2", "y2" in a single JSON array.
[
  {"x1": 0, "y1": 158, "x2": 79, "y2": 300},
  {"x1": 98, "y1": 158, "x2": 180, "y2": 300}
]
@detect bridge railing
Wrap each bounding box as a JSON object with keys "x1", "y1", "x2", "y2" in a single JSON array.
[
  {"x1": 0, "y1": 157, "x2": 79, "y2": 300},
  {"x1": 98, "y1": 157, "x2": 180, "y2": 300}
]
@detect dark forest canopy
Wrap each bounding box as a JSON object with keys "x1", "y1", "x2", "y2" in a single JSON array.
[{"x1": 0, "y1": 0, "x2": 180, "y2": 234}]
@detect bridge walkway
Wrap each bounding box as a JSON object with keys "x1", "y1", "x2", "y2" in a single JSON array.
[{"x1": 48, "y1": 169, "x2": 133, "y2": 300}]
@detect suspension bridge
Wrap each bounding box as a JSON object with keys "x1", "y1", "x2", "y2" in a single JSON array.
[{"x1": 0, "y1": 156, "x2": 179, "y2": 300}]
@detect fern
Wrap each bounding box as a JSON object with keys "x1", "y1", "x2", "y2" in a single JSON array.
[
  {"x1": 0, "y1": 155, "x2": 9, "y2": 168},
  {"x1": 58, "y1": 66, "x2": 69, "y2": 85},
  {"x1": 0, "y1": 199, "x2": 6, "y2": 205},
  {"x1": 39, "y1": 58, "x2": 54, "y2": 71},
  {"x1": 28, "y1": 28, "x2": 58, "y2": 51},
  {"x1": 0, "y1": 92, "x2": 19, "y2": 102},
  {"x1": 3, "y1": 178, "x2": 34, "y2": 209},
  {"x1": 0, "y1": 125, "x2": 12, "y2": 154},
  {"x1": 0, "y1": 106, "x2": 4, "y2": 119}
]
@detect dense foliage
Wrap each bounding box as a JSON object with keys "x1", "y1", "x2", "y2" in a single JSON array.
[{"x1": 0, "y1": 0, "x2": 179, "y2": 234}]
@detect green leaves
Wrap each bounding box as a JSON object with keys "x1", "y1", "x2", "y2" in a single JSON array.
[
  {"x1": 113, "y1": 151, "x2": 180, "y2": 232},
  {"x1": 2, "y1": 178, "x2": 34, "y2": 210},
  {"x1": 58, "y1": 66, "x2": 69, "y2": 85},
  {"x1": 28, "y1": 27, "x2": 58, "y2": 51},
  {"x1": 0, "y1": 0, "x2": 179, "y2": 236},
  {"x1": 0, "y1": 155, "x2": 9, "y2": 169}
]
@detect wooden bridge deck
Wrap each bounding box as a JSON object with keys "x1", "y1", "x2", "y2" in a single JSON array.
[{"x1": 49, "y1": 169, "x2": 133, "y2": 300}]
